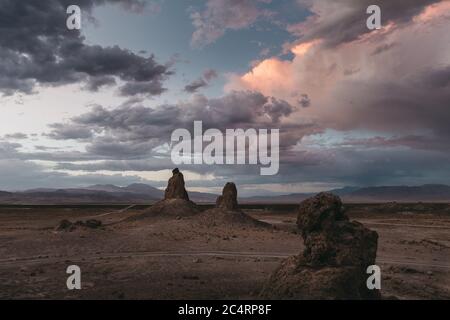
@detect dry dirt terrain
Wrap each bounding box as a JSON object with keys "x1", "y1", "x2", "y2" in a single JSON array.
[{"x1": 0, "y1": 203, "x2": 449, "y2": 299}]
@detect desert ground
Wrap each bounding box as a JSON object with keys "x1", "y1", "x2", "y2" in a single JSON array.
[{"x1": 0, "y1": 203, "x2": 449, "y2": 300}]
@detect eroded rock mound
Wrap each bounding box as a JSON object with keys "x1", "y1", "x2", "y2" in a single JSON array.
[
  {"x1": 128, "y1": 169, "x2": 199, "y2": 220},
  {"x1": 137, "y1": 198, "x2": 199, "y2": 219},
  {"x1": 261, "y1": 192, "x2": 380, "y2": 299},
  {"x1": 197, "y1": 182, "x2": 269, "y2": 228},
  {"x1": 216, "y1": 182, "x2": 238, "y2": 211}
]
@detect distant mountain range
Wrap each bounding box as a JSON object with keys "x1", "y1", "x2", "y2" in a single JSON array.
[
  {"x1": 342, "y1": 184, "x2": 450, "y2": 202},
  {"x1": 0, "y1": 184, "x2": 450, "y2": 204},
  {"x1": 0, "y1": 183, "x2": 219, "y2": 205},
  {"x1": 244, "y1": 184, "x2": 450, "y2": 203}
]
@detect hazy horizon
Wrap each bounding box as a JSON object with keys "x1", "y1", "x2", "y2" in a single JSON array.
[{"x1": 2, "y1": 181, "x2": 450, "y2": 199}]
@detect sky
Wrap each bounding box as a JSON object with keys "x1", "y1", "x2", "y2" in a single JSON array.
[{"x1": 0, "y1": 0, "x2": 450, "y2": 196}]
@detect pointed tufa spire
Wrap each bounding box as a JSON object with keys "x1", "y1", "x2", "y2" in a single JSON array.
[
  {"x1": 200, "y1": 182, "x2": 269, "y2": 228},
  {"x1": 216, "y1": 182, "x2": 238, "y2": 211},
  {"x1": 164, "y1": 168, "x2": 189, "y2": 201},
  {"x1": 126, "y1": 168, "x2": 199, "y2": 221}
]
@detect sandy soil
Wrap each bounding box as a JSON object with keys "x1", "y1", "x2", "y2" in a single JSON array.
[{"x1": 0, "y1": 204, "x2": 449, "y2": 299}]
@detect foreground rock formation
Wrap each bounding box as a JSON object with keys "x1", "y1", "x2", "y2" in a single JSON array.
[
  {"x1": 198, "y1": 182, "x2": 269, "y2": 228},
  {"x1": 261, "y1": 192, "x2": 380, "y2": 299},
  {"x1": 129, "y1": 169, "x2": 199, "y2": 220}
]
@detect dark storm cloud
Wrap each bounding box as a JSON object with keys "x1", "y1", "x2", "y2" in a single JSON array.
[
  {"x1": 290, "y1": 0, "x2": 439, "y2": 47},
  {"x1": 0, "y1": 0, "x2": 172, "y2": 96},
  {"x1": 47, "y1": 90, "x2": 305, "y2": 159}
]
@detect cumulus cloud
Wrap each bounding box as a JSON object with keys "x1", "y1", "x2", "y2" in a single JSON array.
[
  {"x1": 227, "y1": 0, "x2": 450, "y2": 153},
  {"x1": 0, "y1": 0, "x2": 172, "y2": 96}
]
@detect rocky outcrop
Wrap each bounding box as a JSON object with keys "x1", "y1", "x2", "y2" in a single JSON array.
[
  {"x1": 216, "y1": 182, "x2": 238, "y2": 211},
  {"x1": 164, "y1": 168, "x2": 189, "y2": 201},
  {"x1": 56, "y1": 219, "x2": 75, "y2": 232},
  {"x1": 261, "y1": 192, "x2": 380, "y2": 299},
  {"x1": 55, "y1": 219, "x2": 102, "y2": 232},
  {"x1": 197, "y1": 182, "x2": 270, "y2": 228},
  {"x1": 128, "y1": 169, "x2": 199, "y2": 220}
]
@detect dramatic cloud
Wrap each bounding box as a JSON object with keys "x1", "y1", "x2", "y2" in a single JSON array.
[
  {"x1": 0, "y1": 0, "x2": 172, "y2": 96},
  {"x1": 47, "y1": 90, "x2": 303, "y2": 160},
  {"x1": 190, "y1": 0, "x2": 273, "y2": 47},
  {"x1": 1, "y1": 0, "x2": 449, "y2": 193},
  {"x1": 289, "y1": 0, "x2": 441, "y2": 47},
  {"x1": 227, "y1": 0, "x2": 450, "y2": 153}
]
